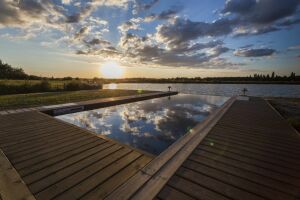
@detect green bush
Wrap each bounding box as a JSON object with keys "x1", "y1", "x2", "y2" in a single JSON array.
[
  {"x1": 64, "y1": 81, "x2": 102, "y2": 91},
  {"x1": 0, "y1": 80, "x2": 102, "y2": 95}
]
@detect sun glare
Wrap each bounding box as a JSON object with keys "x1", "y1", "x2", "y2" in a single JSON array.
[{"x1": 100, "y1": 61, "x2": 124, "y2": 79}]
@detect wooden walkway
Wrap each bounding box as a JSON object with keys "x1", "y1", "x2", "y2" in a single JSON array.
[
  {"x1": 1, "y1": 96, "x2": 300, "y2": 200},
  {"x1": 0, "y1": 111, "x2": 152, "y2": 200},
  {"x1": 155, "y1": 98, "x2": 300, "y2": 200}
]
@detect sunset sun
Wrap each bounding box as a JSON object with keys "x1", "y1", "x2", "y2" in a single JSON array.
[{"x1": 100, "y1": 61, "x2": 125, "y2": 79}]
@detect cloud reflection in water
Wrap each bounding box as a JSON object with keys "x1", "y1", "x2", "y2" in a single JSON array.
[{"x1": 57, "y1": 94, "x2": 229, "y2": 155}]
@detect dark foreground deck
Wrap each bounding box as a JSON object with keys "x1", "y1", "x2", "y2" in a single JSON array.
[
  {"x1": 155, "y1": 98, "x2": 300, "y2": 200},
  {"x1": 0, "y1": 111, "x2": 152, "y2": 200},
  {"x1": 1, "y1": 96, "x2": 300, "y2": 200}
]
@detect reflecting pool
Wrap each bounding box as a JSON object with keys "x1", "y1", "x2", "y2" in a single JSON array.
[{"x1": 56, "y1": 94, "x2": 229, "y2": 155}]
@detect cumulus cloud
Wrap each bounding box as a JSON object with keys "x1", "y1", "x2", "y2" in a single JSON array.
[
  {"x1": 133, "y1": 0, "x2": 159, "y2": 14},
  {"x1": 234, "y1": 48, "x2": 276, "y2": 57},
  {"x1": 84, "y1": 38, "x2": 111, "y2": 46},
  {"x1": 74, "y1": 27, "x2": 90, "y2": 40},
  {"x1": 156, "y1": 17, "x2": 235, "y2": 49},
  {"x1": 145, "y1": 6, "x2": 182, "y2": 22},
  {"x1": 222, "y1": 0, "x2": 300, "y2": 24},
  {"x1": 221, "y1": 0, "x2": 300, "y2": 36},
  {"x1": 277, "y1": 18, "x2": 300, "y2": 27},
  {"x1": 118, "y1": 18, "x2": 143, "y2": 34},
  {"x1": 118, "y1": 33, "x2": 234, "y2": 69},
  {"x1": 0, "y1": 0, "x2": 65, "y2": 27}
]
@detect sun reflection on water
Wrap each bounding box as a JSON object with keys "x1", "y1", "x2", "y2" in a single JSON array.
[{"x1": 107, "y1": 83, "x2": 117, "y2": 89}]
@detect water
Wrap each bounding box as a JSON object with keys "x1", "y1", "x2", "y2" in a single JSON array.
[
  {"x1": 57, "y1": 94, "x2": 229, "y2": 155},
  {"x1": 104, "y1": 83, "x2": 300, "y2": 98}
]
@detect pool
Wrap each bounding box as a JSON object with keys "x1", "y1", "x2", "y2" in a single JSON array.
[{"x1": 56, "y1": 94, "x2": 229, "y2": 155}]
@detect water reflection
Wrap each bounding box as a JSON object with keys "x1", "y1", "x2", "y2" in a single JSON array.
[{"x1": 57, "y1": 94, "x2": 229, "y2": 155}]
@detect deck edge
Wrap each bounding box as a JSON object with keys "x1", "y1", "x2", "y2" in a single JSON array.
[{"x1": 0, "y1": 149, "x2": 36, "y2": 200}]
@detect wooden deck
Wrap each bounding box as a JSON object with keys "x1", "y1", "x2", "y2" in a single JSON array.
[
  {"x1": 0, "y1": 111, "x2": 152, "y2": 200},
  {"x1": 155, "y1": 98, "x2": 300, "y2": 200},
  {"x1": 1, "y1": 96, "x2": 300, "y2": 200}
]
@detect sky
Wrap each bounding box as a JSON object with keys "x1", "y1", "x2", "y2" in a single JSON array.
[{"x1": 0, "y1": 0, "x2": 300, "y2": 78}]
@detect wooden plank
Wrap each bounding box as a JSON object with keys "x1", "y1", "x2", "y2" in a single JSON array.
[
  {"x1": 192, "y1": 148, "x2": 300, "y2": 187},
  {"x1": 4, "y1": 128, "x2": 95, "y2": 155},
  {"x1": 209, "y1": 127, "x2": 300, "y2": 151},
  {"x1": 211, "y1": 125, "x2": 300, "y2": 144},
  {"x1": 11, "y1": 135, "x2": 96, "y2": 164},
  {"x1": 197, "y1": 144, "x2": 300, "y2": 178},
  {"x1": 202, "y1": 140, "x2": 300, "y2": 171},
  {"x1": 24, "y1": 144, "x2": 123, "y2": 186},
  {"x1": 5, "y1": 131, "x2": 95, "y2": 158},
  {"x1": 0, "y1": 122, "x2": 71, "y2": 142},
  {"x1": 203, "y1": 137, "x2": 300, "y2": 165},
  {"x1": 188, "y1": 154, "x2": 300, "y2": 196},
  {"x1": 31, "y1": 147, "x2": 131, "y2": 195},
  {"x1": 0, "y1": 126, "x2": 78, "y2": 148},
  {"x1": 81, "y1": 155, "x2": 152, "y2": 200},
  {"x1": 52, "y1": 152, "x2": 142, "y2": 200},
  {"x1": 167, "y1": 175, "x2": 230, "y2": 200},
  {"x1": 206, "y1": 134, "x2": 300, "y2": 158},
  {"x1": 176, "y1": 167, "x2": 265, "y2": 200},
  {"x1": 18, "y1": 140, "x2": 109, "y2": 176},
  {"x1": 13, "y1": 137, "x2": 98, "y2": 170},
  {"x1": 156, "y1": 185, "x2": 195, "y2": 200},
  {"x1": 34, "y1": 150, "x2": 137, "y2": 200},
  {"x1": 182, "y1": 160, "x2": 294, "y2": 199}
]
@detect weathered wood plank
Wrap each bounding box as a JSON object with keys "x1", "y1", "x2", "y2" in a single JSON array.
[
  {"x1": 81, "y1": 155, "x2": 152, "y2": 200},
  {"x1": 157, "y1": 185, "x2": 195, "y2": 200},
  {"x1": 167, "y1": 175, "x2": 230, "y2": 200},
  {"x1": 182, "y1": 160, "x2": 294, "y2": 199},
  {"x1": 34, "y1": 150, "x2": 136, "y2": 200}
]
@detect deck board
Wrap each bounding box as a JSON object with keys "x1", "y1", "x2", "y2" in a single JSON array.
[
  {"x1": 0, "y1": 111, "x2": 153, "y2": 200},
  {"x1": 156, "y1": 98, "x2": 300, "y2": 200}
]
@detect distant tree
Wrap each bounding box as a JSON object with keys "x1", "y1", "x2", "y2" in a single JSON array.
[
  {"x1": 0, "y1": 59, "x2": 28, "y2": 79},
  {"x1": 290, "y1": 72, "x2": 296, "y2": 81},
  {"x1": 271, "y1": 72, "x2": 275, "y2": 79}
]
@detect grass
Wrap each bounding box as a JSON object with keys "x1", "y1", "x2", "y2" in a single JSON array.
[
  {"x1": 0, "y1": 79, "x2": 70, "y2": 89},
  {"x1": 268, "y1": 97, "x2": 300, "y2": 132},
  {"x1": 0, "y1": 89, "x2": 152, "y2": 110}
]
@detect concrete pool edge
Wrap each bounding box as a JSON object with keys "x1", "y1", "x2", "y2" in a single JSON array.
[
  {"x1": 41, "y1": 91, "x2": 178, "y2": 116},
  {"x1": 104, "y1": 96, "x2": 237, "y2": 200}
]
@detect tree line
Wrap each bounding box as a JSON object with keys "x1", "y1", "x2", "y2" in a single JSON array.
[{"x1": 1, "y1": 59, "x2": 299, "y2": 83}]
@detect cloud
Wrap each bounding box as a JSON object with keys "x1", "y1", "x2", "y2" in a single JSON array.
[
  {"x1": 118, "y1": 33, "x2": 235, "y2": 69},
  {"x1": 277, "y1": 18, "x2": 300, "y2": 26},
  {"x1": 0, "y1": 0, "x2": 65, "y2": 27},
  {"x1": 74, "y1": 27, "x2": 90, "y2": 40},
  {"x1": 222, "y1": 0, "x2": 300, "y2": 24},
  {"x1": 156, "y1": 17, "x2": 235, "y2": 49},
  {"x1": 133, "y1": 0, "x2": 159, "y2": 14},
  {"x1": 234, "y1": 48, "x2": 276, "y2": 57},
  {"x1": 233, "y1": 25, "x2": 279, "y2": 37},
  {"x1": 220, "y1": 0, "x2": 300, "y2": 36},
  {"x1": 288, "y1": 45, "x2": 300, "y2": 51},
  {"x1": 145, "y1": 6, "x2": 183, "y2": 22},
  {"x1": 118, "y1": 18, "x2": 142, "y2": 34},
  {"x1": 62, "y1": 0, "x2": 72, "y2": 5},
  {"x1": 84, "y1": 38, "x2": 111, "y2": 46}
]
